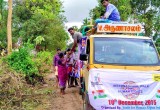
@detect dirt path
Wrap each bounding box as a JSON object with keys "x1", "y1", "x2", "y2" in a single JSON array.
[{"x1": 47, "y1": 73, "x2": 83, "y2": 110}]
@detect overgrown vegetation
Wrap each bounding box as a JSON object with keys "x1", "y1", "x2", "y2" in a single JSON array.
[
  {"x1": 35, "y1": 51, "x2": 52, "y2": 74},
  {"x1": 0, "y1": 59, "x2": 55, "y2": 110},
  {"x1": 0, "y1": 44, "x2": 55, "y2": 109},
  {"x1": 3, "y1": 41, "x2": 53, "y2": 86},
  {"x1": 0, "y1": 0, "x2": 72, "y2": 109},
  {"x1": 3, "y1": 41, "x2": 40, "y2": 84}
]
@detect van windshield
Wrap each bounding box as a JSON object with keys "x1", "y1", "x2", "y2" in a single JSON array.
[{"x1": 94, "y1": 37, "x2": 159, "y2": 65}]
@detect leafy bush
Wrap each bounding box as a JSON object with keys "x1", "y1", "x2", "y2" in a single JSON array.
[
  {"x1": 5, "y1": 41, "x2": 41, "y2": 84},
  {"x1": 36, "y1": 51, "x2": 52, "y2": 65},
  {"x1": 0, "y1": 62, "x2": 53, "y2": 110},
  {"x1": 35, "y1": 51, "x2": 52, "y2": 74}
]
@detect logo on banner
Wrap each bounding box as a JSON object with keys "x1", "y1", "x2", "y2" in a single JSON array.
[
  {"x1": 121, "y1": 81, "x2": 140, "y2": 100},
  {"x1": 92, "y1": 90, "x2": 107, "y2": 99},
  {"x1": 91, "y1": 73, "x2": 103, "y2": 87},
  {"x1": 156, "y1": 89, "x2": 160, "y2": 98}
]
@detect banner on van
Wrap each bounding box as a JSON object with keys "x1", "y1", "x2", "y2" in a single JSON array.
[
  {"x1": 97, "y1": 23, "x2": 143, "y2": 33},
  {"x1": 88, "y1": 69, "x2": 160, "y2": 110}
]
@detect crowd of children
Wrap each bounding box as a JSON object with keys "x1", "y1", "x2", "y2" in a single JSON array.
[{"x1": 53, "y1": 48, "x2": 79, "y2": 95}]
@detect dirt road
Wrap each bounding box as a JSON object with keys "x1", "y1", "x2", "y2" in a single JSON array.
[{"x1": 47, "y1": 73, "x2": 83, "y2": 110}]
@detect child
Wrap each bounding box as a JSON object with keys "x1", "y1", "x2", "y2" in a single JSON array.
[
  {"x1": 65, "y1": 48, "x2": 74, "y2": 88},
  {"x1": 58, "y1": 52, "x2": 68, "y2": 95},
  {"x1": 72, "y1": 59, "x2": 79, "y2": 86},
  {"x1": 53, "y1": 48, "x2": 61, "y2": 88}
]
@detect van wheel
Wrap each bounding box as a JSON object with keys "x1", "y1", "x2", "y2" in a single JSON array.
[{"x1": 83, "y1": 91, "x2": 94, "y2": 110}]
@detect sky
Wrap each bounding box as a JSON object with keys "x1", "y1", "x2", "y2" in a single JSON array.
[{"x1": 62, "y1": 0, "x2": 98, "y2": 28}]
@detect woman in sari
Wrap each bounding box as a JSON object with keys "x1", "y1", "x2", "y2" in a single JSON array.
[{"x1": 58, "y1": 52, "x2": 68, "y2": 95}]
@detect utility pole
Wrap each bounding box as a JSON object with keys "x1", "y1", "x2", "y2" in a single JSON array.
[{"x1": 7, "y1": 0, "x2": 12, "y2": 54}]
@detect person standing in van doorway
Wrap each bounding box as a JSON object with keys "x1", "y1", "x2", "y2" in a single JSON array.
[{"x1": 53, "y1": 48, "x2": 61, "y2": 88}]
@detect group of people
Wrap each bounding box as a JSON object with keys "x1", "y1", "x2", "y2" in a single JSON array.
[
  {"x1": 53, "y1": 0, "x2": 120, "y2": 95},
  {"x1": 53, "y1": 48, "x2": 79, "y2": 95}
]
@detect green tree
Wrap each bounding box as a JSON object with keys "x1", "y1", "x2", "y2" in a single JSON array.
[
  {"x1": 0, "y1": 0, "x2": 7, "y2": 48},
  {"x1": 82, "y1": 18, "x2": 91, "y2": 26},
  {"x1": 34, "y1": 36, "x2": 45, "y2": 45},
  {"x1": 130, "y1": 0, "x2": 160, "y2": 37},
  {"x1": 12, "y1": 0, "x2": 69, "y2": 51},
  {"x1": 0, "y1": 0, "x2": 4, "y2": 21},
  {"x1": 153, "y1": 16, "x2": 160, "y2": 40},
  {"x1": 72, "y1": 26, "x2": 79, "y2": 31}
]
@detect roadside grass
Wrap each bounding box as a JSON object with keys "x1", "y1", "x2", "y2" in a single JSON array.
[{"x1": 0, "y1": 58, "x2": 55, "y2": 110}]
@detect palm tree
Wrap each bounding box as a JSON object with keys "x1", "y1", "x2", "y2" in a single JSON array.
[{"x1": 7, "y1": 0, "x2": 12, "y2": 54}]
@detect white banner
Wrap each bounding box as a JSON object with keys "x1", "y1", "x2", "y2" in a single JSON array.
[{"x1": 88, "y1": 69, "x2": 160, "y2": 110}]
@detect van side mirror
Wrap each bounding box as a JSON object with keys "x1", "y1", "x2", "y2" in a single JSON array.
[{"x1": 80, "y1": 54, "x2": 88, "y2": 61}]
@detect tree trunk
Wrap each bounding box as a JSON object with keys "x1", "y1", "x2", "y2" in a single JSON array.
[{"x1": 7, "y1": 0, "x2": 12, "y2": 54}]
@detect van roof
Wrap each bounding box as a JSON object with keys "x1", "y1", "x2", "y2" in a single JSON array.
[{"x1": 89, "y1": 34, "x2": 151, "y2": 40}]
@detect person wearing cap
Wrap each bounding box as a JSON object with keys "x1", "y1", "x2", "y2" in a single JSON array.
[
  {"x1": 91, "y1": 0, "x2": 120, "y2": 34},
  {"x1": 53, "y1": 48, "x2": 61, "y2": 88}
]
